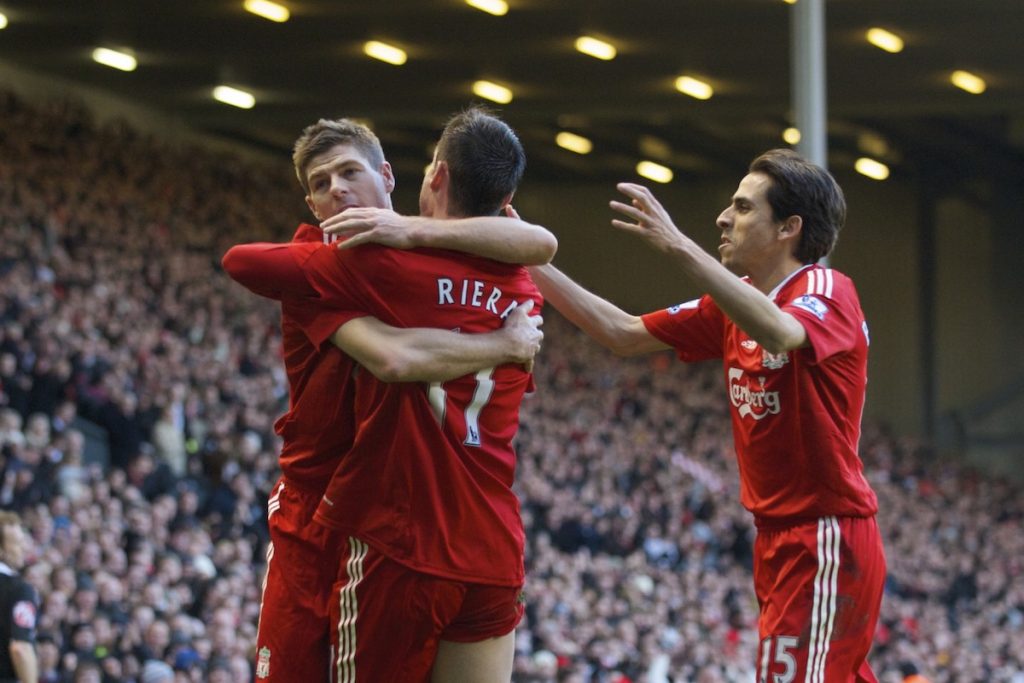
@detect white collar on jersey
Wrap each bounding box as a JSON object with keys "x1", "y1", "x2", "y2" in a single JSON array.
[
  {"x1": 767, "y1": 263, "x2": 816, "y2": 301},
  {"x1": 0, "y1": 561, "x2": 14, "y2": 576}
]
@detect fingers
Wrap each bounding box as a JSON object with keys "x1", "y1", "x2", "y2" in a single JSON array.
[
  {"x1": 510, "y1": 301, "x2": 544, "y2": 333},
  {"x1": 503, "y1": 300, "x2": 543, "y2": 370},
  {"x1": 612, "y1": 181, "x2": 675, "y2": 237},
  {"x1": 336, "y1": 232, "x2": 371, "y2": 250},
  {"x1": 610, "y1": 219, "x2": 644, "y2": 235},
  {"x1": 609, "y1": 199, "x2": 646, "y2": 222},
  {"x1": 321, "y1": 208, "x2": 363, "y2": 228},
  {"x1": 324, "y1": 220, "x2": 373, "y2": 236},
  {"x1": 616, "y1": 182, "x2": 651, "y2": 200},
  {"x1": 502, "y1": 300, "x2": 532, "y2": 326},
  {"x1": 616, "y1": 183, "x2": 669, "y2": 220},
  {"x1": 321, "y1": 208, "x2": 384, "y2": 235},
  {"x1": 528, "y1": 319, "x2": 543, "y2": 345}
]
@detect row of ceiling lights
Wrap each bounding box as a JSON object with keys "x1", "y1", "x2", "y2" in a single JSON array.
[{"x1": 0, "y1": 0, "x2": 993, "y2": 184}]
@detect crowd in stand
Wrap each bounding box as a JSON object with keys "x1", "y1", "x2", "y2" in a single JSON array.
[{"x1": 1, "y1": 87, "x2": 1022, "y2": 682}]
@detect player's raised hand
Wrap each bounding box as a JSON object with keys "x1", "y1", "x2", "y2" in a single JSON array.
[
  {"x1": 500, "y1": 299, "x2": 543, "y2": 372},
  {"x1": 610, "y1": 183, "x2": 688, "y2": 254},
  {"x1": 322, "y1": 208, "x2": 420, "y2": 250}
]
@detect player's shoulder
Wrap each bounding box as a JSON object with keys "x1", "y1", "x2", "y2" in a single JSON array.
[
  {"x1": 288, "y1": 238, "x2": 336, "y2": 269},
  {"x1": 291, "y1": 222, "x2": 324, "y2": 243},
  {"x1": 782, "y1": 265, "x2": 862, "y2": 320},
  {"x1": 366, "y1": 245, "x2": 528, "y2": 277},
  {"x1": 784, "y1": 264, "x2": 858, "y2": 300},
  {"x1": 326, "y1": 243, "x2": 433, "y2": 283},
  {"x1": 436, "y1": 249, "x2": 530, "y2": 280},
  {"x1": 338, "y1": 242, "x2": 412, "y2": 270}
]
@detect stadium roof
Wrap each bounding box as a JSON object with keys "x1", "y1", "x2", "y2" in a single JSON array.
[{"x1": 0, "y1": 0, "x2": 1022, "y2": 185}]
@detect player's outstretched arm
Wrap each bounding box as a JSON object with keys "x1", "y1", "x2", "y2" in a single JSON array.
[
  {"x1": 221, "y1": 242, "x2": 319, "y2": 300},
  {"x1": 320, "y1": 207, "x2": 557, "y2": 265},
  {"x1": 529, "y1": 264, "x2": 668, "y2": 357},
  {"x1": 610, "y1": 183, "x2": 806, "y2": 353},
  {"x1": 331, "y1": 301, "x2": 543, "y2": 383}
]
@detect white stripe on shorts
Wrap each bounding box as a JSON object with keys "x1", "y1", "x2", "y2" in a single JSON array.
[
  {"x1": 335, "y1": 537, "x2": 369, "y2": 683},
  {"x1": 256, "y1": 481, "x2": 286, "y2": 639},
  {"x1": 804, "y1": 516, "x2": 840, "y2": 683},
  {"x1": 267, "y1": 480, "x2": 285, "y2": 517}
]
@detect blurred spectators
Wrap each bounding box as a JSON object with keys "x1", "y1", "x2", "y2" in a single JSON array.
[{"x1": 1, "y1": 87, "x2": 1022, "y2": 682}]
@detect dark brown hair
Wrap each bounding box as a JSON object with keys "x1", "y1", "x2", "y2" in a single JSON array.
[
  {"x1": 435, "y1": 107, "x2": 526, "y2": 217},
  {"x1": 750, "y1": 149, "x2": 846, "y2": 263}
]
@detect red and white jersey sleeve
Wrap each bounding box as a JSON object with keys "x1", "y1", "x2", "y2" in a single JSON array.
[
  {"x1": 642, "y1": 294, "x2": 725, "y2": 362},
  {"x1": 275, "y1": 226, "x2": 361, "y2": 491},
  {"x1": 641, "y1": 265, "x2": 877, "y2": 521},
  {"x1": 295, "y1": 244, "x2": 542, "y2": 587},
  {"x1": 224, "y1": 225, "x2": 363, "y2": 492}
]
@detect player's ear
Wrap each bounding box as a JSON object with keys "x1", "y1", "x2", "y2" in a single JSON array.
[
  {"x1": 381, "y1": 161, "x2": 396, "y2": 194},
  {"x1": 780, "y1": 215, "x2": 802, "y2": 241},
  {"x1": 305, "y1": 195, "x2": 320, "y2": 221},
  {"x1": 430, "y1": 160, "x2": 449, "y2": 192}
]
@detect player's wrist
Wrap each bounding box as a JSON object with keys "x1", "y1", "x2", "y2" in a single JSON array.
[
  {"x1": 406, "y1": 218, "x2": 434, "y2": 248},
  {"x1": 493, "y1": 327, "x2": 520, "y2": 363}
]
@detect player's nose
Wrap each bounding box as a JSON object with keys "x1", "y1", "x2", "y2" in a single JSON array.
[{"x1": 329, "y1": 175, "x2": 348, "y2": 196}]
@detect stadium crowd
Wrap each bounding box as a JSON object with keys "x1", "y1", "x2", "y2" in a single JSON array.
[{"x1": 1, "y1": 87, "x2": 1022, "y2": 682}]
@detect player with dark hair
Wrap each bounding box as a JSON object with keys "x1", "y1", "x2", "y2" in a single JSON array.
[
  {"x1": 522, "y1": 148, "x2": 885, "y2": 682},
  {"x1": 0, "y1": 511, "x2": 39, "y2": 683},
  {"x1": 227, "y1": 107, "x2": 541, "y2": 682},
  {"x1": 223, "y1": 114, "x2": 553, "y2": 683}
]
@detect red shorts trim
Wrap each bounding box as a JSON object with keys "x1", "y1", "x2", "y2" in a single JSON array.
[
  {"x1": 753, "y1": 515, "x2": 885, "y2": 683},
  {"x1": 255, "y1": 478, "x2": 341, "y2": 683},
  {"x1": 330, "y1": 537, "x2": 523, "y2": 682}
]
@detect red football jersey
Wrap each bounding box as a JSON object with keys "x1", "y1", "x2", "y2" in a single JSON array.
[
  {"x1": 642, "y1": 264, "x2": 878, "y2": 521},
  {"x1": 292, "y1": 243, "x2": 542, "y2": 587},
  {"x1": 222, "y1": 224, "x2": 360, "y2": 493}
]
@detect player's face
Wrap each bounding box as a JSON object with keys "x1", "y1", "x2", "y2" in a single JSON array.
[
  {"x1": 304, "y1": 143, "x2": 394, "y2": 222},
  {"x1": 715, "y1": 172, "x2": 786, "y2": 275}
]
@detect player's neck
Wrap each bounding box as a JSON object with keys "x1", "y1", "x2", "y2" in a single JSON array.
[{"x1": 748, "y1": 256, "x2": 805, "y2": 295}]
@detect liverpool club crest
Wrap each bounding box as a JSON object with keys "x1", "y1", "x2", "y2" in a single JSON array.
[
  {"x1": 762, "y1": 350, "x2": 790, "y2": 370},
  {"x1": 256, "y1": 647, "x2": 271, "y2": 678}
]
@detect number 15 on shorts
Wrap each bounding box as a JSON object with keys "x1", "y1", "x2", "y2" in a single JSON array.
[{"x1": 759, "y1": 636, "x2": 798, "y2": 683}]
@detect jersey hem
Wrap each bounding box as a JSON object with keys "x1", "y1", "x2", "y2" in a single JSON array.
[
  {"x1": 753, "y1": 511, "x2": 877, "y2": 531},
  {"x1": 313, "y1": 513, "x2": 524, "y2": 587}
]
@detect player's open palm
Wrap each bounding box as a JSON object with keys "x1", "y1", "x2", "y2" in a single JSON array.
[{"x1": 610, "y1": 182, "x2": 688, "y2": 254}]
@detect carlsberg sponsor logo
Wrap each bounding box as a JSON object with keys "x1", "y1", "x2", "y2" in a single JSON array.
[{"x1": 728, "y1": 368, "x2": 780, "y2": 420}]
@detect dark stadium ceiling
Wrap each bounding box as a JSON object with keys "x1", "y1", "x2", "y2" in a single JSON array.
[{"x1": 1, "y1": 0, "x2": 1023, "y2": 185}]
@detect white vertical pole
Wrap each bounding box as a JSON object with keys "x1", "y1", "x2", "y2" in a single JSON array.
[
  {"x1": 790, "y1": 0, "x2": 829, "y2": 264},
  {"x1": 791, "y1": 0, "x2": 827, "y2": 169}
]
